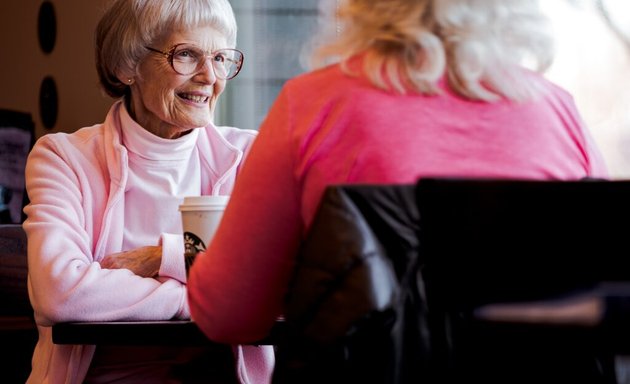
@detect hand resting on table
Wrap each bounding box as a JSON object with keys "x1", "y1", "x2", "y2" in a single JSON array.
[{"x1": 100, "y1": 245, "x2": 162, "y2": 278}]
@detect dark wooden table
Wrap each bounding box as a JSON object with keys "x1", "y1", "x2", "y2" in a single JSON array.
[{"x1": 52, "y1": 319, "x2": 284, "y2": 346}]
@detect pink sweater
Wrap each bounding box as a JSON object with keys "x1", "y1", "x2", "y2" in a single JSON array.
[
  {"x1": 24, "y1": 101, "x2": 273, "y2": 383},
  {"x1": 188, "y1": 61, "x2": 609, "y2": 344}
]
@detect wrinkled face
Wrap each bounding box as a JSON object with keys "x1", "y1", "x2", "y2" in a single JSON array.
[{"x1": 128, "y1": 26, "x2": 229, "y2": 139}]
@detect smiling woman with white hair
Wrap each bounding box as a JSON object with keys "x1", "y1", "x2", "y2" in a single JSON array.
[{"x1": 23, "y1": 0, "x2": 273, "y2": 383}]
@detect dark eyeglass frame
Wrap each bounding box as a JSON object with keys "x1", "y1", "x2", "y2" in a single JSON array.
[{"x1": 145, "y1": 44, "x2": 244, "y2": 80}]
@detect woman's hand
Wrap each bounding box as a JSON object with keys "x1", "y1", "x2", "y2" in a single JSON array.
[{"x1": 101, "y1": 246, "x2": 162, "y2": 278}]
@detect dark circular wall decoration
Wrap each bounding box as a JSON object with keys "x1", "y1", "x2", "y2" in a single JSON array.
[
  {"x1": 39, "y1": 76, "x2": 58, "y2": 129},
  {"x1": 38, "y1": 1, "x2": 57, "y2": 54}
]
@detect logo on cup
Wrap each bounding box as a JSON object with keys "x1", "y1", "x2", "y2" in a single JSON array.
[{"x1": 184, "y1": 231, "x2": 206, "y2": 258}]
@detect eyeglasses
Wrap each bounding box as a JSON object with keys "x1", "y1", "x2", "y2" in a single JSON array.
[{"x1": 145, "y1": 43, "x2": 244, "y2": 80}]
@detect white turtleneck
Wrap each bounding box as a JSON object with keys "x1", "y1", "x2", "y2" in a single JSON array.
[{"x1": 120, "y1": 108, "x2": 201, "y2": 252}]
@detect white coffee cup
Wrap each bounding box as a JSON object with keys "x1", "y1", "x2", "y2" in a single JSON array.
[{"x1": 179, "y1": 195, "x2": 229, "y2": 272}]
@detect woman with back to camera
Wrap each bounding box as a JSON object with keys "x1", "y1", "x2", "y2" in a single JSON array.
[
  {"x1": 187, "y1": 0, "x2": 609, "y2": 357},
  {"x1": 23, "y1": 0, "x2": 273, "y2": 382}
]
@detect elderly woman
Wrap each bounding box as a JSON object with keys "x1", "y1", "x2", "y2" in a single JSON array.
[
  {"x1": 23, "y1": 0, "x2": 273, "y2": 383},
  {"x1": 187, "y1": 0, "x2": 609, "y2": 358}
]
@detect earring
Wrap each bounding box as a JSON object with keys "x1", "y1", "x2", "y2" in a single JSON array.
[{"x1": 127, "y1": 78, "x2": 133, "y2": 84}]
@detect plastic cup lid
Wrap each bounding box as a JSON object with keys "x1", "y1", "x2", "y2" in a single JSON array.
[{"x1": 179, "y1": 195, "x2": 229, "y2": 211}]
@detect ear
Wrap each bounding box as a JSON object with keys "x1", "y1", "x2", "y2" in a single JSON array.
[{"x1": 115, "y1": 70, "x2": 134, "y2": 85}]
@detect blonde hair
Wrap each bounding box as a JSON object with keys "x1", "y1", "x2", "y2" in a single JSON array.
[
  {"x1": 95, "y1": 0, "x2": 237, "y2": 98},
  {"x1": 310, "y1": 0, "x2": 554, "y2": 101}
]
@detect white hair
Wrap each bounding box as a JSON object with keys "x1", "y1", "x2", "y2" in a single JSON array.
[
  {"x1": 309, "y1": 0, "x2": 555, "y2": 102},
  {"x1": 96, "y1": 0, "x2": 238, "y2": 98}
]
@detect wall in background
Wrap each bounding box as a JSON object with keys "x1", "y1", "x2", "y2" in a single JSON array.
[{"x1": 0, "y1": 0, "x2": 111, "y2": 140}]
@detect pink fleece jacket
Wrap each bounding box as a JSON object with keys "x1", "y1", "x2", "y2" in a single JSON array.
[
  {"x1": 188, "y1": 61, "x2": 609, "y2": 344},
  {"x1": 23, "y1": 101, "x2": 274, "y2": 384}
]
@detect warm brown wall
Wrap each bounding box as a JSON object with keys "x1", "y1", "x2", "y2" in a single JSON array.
[{"x1": 0, "y1": 0, "x2": 112, "y2": 139}]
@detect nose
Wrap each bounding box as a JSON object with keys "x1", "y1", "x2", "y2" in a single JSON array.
[{"x1": 194, "y1": 57, "x2": 218, "y2": 84}]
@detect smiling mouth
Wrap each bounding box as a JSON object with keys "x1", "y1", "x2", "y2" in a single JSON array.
[{"x1": 178, "y1": 93, "x2": 209, "y2": 103}]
